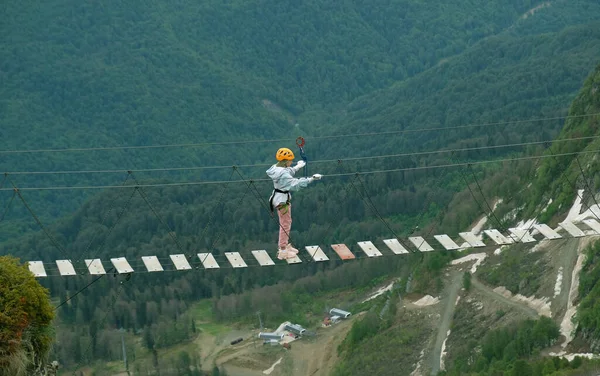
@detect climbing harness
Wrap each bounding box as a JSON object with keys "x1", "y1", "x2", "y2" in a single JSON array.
[{"x1": 269, "y1": 188, "x2": 290, "y2": 213}]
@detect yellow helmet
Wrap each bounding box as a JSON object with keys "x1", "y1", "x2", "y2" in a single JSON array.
[{"x1": 276, "y1": 147, "x2": 295, "y2": 161}]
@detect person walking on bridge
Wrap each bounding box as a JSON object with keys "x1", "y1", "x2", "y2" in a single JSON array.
[{"x1": 266, "y1": 147, "x2": 322, "y2": 260}]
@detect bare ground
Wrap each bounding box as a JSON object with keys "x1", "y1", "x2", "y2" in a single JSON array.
[
  {"x1": 427, "y1": 270, "x2": 462, "y2": 375},
  {"x1": 214, "y1": 313, "x2": 360, "y2": 376}
]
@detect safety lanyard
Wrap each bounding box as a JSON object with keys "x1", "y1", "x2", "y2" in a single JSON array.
[{"x1": 296, "y1": 136, "x2": 308, "y2": 178}]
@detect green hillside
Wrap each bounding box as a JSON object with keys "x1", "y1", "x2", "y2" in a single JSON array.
[
  {"x1": 3, "y1": 0, "x2": 600, "y2": 373},
  {"x1": 504, "y1": 63, "x2": 600, "y2": 224},
  {"x1": 1, "y1": 0, "x2": 552, "y2": 161},
  {"x1": 2, "y1": 0, "x2": 600, "y2": 236},
  {"x1": 332, "y1": 63, "x2": 600, "y2": 376}
]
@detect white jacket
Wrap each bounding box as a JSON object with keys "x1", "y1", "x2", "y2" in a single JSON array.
[{"x1": 266, "y1": 164, "x2": 311, "y2": 209}]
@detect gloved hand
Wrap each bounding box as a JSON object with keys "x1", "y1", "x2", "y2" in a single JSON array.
[
  {"x1": 293, "y1": 160, "x2": 306, "y2": 172},
  {"x1": 308, "y1": 173, "x2": 322, "y2": 183}
]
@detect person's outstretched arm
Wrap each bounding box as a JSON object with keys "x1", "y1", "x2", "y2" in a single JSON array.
[{"x1": 280, "y1": 168, "x2": 322, "y2": 191}]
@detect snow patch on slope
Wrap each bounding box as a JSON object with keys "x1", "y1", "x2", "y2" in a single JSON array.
[
  {"x1": 493, "y1": 286, "x2": 551, "y2": 317},
  {"x1": 362, "y1": 281, "x2": 395, "y2": 303},
  {"x1": 554, "y1": 267, "x2": 563, "y2": 298},
  {"x1": 410, "y1": 349, "x2": 425, "y2": 376},
  {"x1": 451, "y1": 253, "x2": 487, "y2": 274},
  {"x1": 414, "y1": 295, "x2": 440, "y2": 306},
  {"x1": 560, "y1": 249, "x2": 587, "y2": 348},
  {"x1": 263, "y1": 358, "x2": 283, "y2": 375},
  {"x1": 549, "y1": 351, "x2": 597, "y2": 361}
]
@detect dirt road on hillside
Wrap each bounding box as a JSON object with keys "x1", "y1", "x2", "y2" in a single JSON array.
[
  {"x1": 471, "y1": 277, "x2": 539, "y2": 318},
  {"x1": 428, "y1": 271, "x2": 462, "y2": 375},
  {"x1": 552, "y1": 238, "x2": 580, "y2": 320}
]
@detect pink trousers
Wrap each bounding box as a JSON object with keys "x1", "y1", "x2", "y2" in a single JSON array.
[{"x1": 277, "y1": 204, "x2": 292, "y2": 249}]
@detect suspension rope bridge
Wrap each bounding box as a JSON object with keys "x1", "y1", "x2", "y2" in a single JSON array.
[
  {"x1": 19, "y1": 152, "x2": 600, "y2": 279},
  {"x1": 2, "y1": 111, "x2": 600, "y2": 316},
  {"x1": 22, "y1": 216, "x2": 600, "y2": 278},
  {"x1": 2, "y1": 143, "x2": 599, "y2": 282}
]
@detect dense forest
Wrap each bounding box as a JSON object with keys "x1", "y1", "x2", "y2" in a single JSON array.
[
  {"x1": 3, "y1": 0, "x2": 600, "y2": 373},
  {"x1": 440, "y1": 316, "x2": 597, "y2": 375},
  {"x1": 2, "y1": 0, "x2": 600, "y2": 235}
]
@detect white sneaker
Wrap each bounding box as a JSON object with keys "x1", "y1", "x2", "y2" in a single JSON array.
[
  {"x1": 285, "y1": 244, "x2": 299, "y2": 254},
  {"x1": 277, "y1": 249, "x2": 296, "y2": 260}
]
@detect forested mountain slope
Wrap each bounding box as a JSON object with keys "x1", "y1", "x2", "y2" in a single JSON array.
[
  {"x1": 3, "y1": 0, "x2": 600, "y2": 373},
  {"x1": 329, "y1": 7, "x2": 600, "y2": 158},
  {"x1": 3, "y1": 0, "x2": 600, "y2": 233},
  {"x1": 1, "y1": 0, "x2": 550, "y2": 164},
  {"x1": 332, "y1": 63, "x2": 600, "y2": 376}
]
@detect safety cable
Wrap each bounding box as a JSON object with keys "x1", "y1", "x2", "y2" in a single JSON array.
[
  {"x1": 453, "y1": 158, "x2": 499, "y2": 234},
  {"x1": 352, "y1": 173, "x2": 413, "y2": 252},
  {"x1": 9, "y1": 180, "x2": 72, "y2": 263},
  {"x1": 467, "y1": 164, "x2": 509, "y2": 233},
  {"x1": 307, "y1": 160, "x2": 363, "y2": 261},
  {"x1": 187, "y1": 167, "x2": 238, "y2": 261},
  {"x1": 549, "y1": 153, "x2": 600, "y2": 223},
  {"x1": 55, "y1": 270, "x2": 112, "y2": 309},
  {"x1": 514, "y1": 155, "x2": 545, "y2": 243},
  {"x1": 0, "y1": 191, "x2": 16, "y2": 223},
  {"x1": 1, "y1": 112, "x2": 598, "y2": 155},
  {"x1": 5, "y1": 134, "x2": 600, "y2": 176},
  {"x1": 7, "y1": 147, "x2": 600, "y2": 192},
  {"x1": 406, "y1": 150, "x2": 462, "y2": 252},
  {"x1": 81, "y1": 188, "x2": 138, "y2": 272},
  {"x1": 575, "y1": 156, "x2": 600, "y2": 214},
  {"x1": 197, "y1": 178, "x2": 253, "y2": 268},
  {"x1": 75, "y1": 173, "x2": 133, "y2": 264},
  {"x1": 132, "y1": 174, "x2": 187, "y2": 255}
]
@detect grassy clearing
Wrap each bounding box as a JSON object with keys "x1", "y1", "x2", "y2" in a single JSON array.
[{"x1": 189, "y1": 300, "x2": 231, "y2": 336}]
